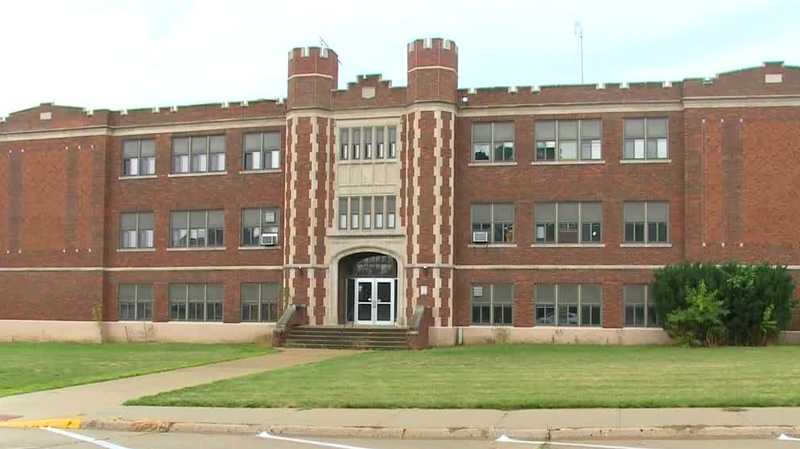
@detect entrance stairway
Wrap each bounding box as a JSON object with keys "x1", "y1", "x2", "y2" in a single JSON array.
[{"x1": 283, "y1": 326, "x2": 411, "y2": 350}]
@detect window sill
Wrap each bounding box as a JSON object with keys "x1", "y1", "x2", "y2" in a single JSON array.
[
  {"x1": 530, "y1": 243, "x2": 605, "y2": 248},
  {"x1": 468, "y1": 243, "x2": 518, "y2": 248},
  {"x1": 238, "y1": 245, "x2": 281, "y2": 250},
  {"x1": 469, "y1": 324, "x2": 514, "y2": 328},
  {"x1": 166, "y1": 247, "x2": 227, "y2": 251},
  {"x1": 117, "y1": 248, "x2": 156, "y2": 253},
  {"x1": 239, "y1": 169, "x2": 281, "y2": 174},
  {"x1": 337, "y1": 160, "x2": 398, "y2": 165},
  {"x1": 118, "y1": 175, "x2": 158, "y2": 180},
  {"x1": 620, "y1": 243, "x2": 673, "y2": 248},
  {"x1": 116, "y1": 320, "x2": 153, "y2": 323},
  {"x1": 531, "y1": 160, "x2": 605, "y2": 166},
  {"x1": 329, "y1": 230, "x2": 405, "y2": 238},
  {"x1": 467, "y1": 161, "x2": 518, "y2": 167},
  {"x1": 533, "y1": 325, "x2": 603, "y2": 329},
  {"x1": 620, "y1": 159, "x2": 671, "y2": 164},
  {"x1": 166, "y1": 320, "x2": 225, "y2": 324},
  {"x1": 623, "y1": 326, "x2": 664, "y2": 330},
  {"x1": 168, "y1": 171, "x2": 227, "y2": 178}
]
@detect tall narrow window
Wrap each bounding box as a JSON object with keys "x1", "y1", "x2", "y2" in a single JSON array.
[
  {"x1": 374, "y1": 196, "x2": 384, "y2": 229},
  {"x1": 534, "y1": 203, "x2": 556, "y2": 243},
  {"x1": 120, "y1": 212, "x2": 154, "y2": 249},
  {"x1": 172, "y1": 138, "x2": 190, "y2": 173},
  {"x1": 624, "y1": 202, "x2": 669, "y2": 244},
  {"x1": 624, "y1": 118, "x2": 668, "y2": 160},
  {"x1": 581, "y1": 203, "x2": 602, "y2": 243},
  {"x1": 340, "y1": 129, "x2": 350, "y2": 161},
  {"x1": 558, "y1": 121, "x2": 578, "y2": 160},
  {"x1": 535, "y1": 284, "x2": 556, "y2": 325},
  {"x1": 338, "y1": 198, "x2": 348, "y2": 230},
  {"x1": 386, "y1": 196, "x2": 396, "y2": 229},
  {"x1": 350, "y1": 197, "x2": 360, "y2": 229},
  {"x1": 118, "y1": 284, "x2": 153, "y2": 321},
  {"x1": 362, "y1": 196, "x2": 372, "y2": 229},
  {"x1": 351, "y1": 128, "x2": 361, "y2": 160},
  {"x1": 376, "y1": 127, "x2": 385, "y2": 159},
  {"x1": 122, "y1": 139, "x2": 156, "y2": 176},
  {"x1": 388, "y1": 126, "x2": 397, "y2": 159},
  {"x1": 363, "y1": 127, "x2": 373, "y2": 159},
  {"x1": 241, "y1": 207, "x2": 280, "y2": 246},
  {"x1": 209, "y1": 135, "x2": 226, "y2": 172}
]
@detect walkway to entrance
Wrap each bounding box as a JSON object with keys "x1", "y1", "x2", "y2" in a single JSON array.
[{"x1": 338, "y1": 252, "x2": 398, "y2": 326}]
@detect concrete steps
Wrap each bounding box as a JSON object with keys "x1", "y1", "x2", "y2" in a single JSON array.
[{"x1": 284, "y1": 326, "x2": 410, "y2": 350}]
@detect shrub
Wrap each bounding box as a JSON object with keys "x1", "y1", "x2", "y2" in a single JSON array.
[
  {"x1": 653, "y1": 262, "x2": 796, "y2": 346},
  {"x1": 665, "y1": 281, "x2": 728, "y2": 346}
]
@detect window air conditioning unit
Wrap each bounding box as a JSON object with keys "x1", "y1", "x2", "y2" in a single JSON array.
[
  {"x1": 472, "y1": 231, "x2": 489, "y2": 244},
  {"x1": 260, "y1": 233, "x2": 278, "y2": 247}
]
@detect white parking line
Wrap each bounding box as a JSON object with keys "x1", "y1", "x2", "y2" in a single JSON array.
[
  {"x1": 257, "y1": 432, "x2": 376, "y2": 449},
  {"x1": 496, "y1": 434, "x2": 703, "y2": 449},
  {"x1": 44, "y1": 427, "x2": 134, "y2": 449},
  {"x1": 779, "y1": 433, "x2": 800, "y2": 442}
]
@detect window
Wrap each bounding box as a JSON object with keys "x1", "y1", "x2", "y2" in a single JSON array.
[
  {"x1": 338, "y1": 126, "x2": 397, "y2": 162},
  {"x1": 471, "y1": 203, "x2": 514, "y2": 243},
  {"x1": 623, "y1": 118, "x2": 668, "y2": 160},
  {"x1": 243, "y1": 132, "x2": 280, "y2": 170},
  {"x1": 169, "y1": 283, "x2": 223, "y2": 322},
  {"x1": 241, "y1": 282, "x2": 279, "y2": 322},
  {"x1": 472, "y1": 122, "x2": 514, "y2": 162},
  {"x1": 172, "y1": 135, "x2": 226, "y2": 174},
  {"x1": 388, "y1": 126, "x2": 397, "y2": 159},
  {"x1": 624, "y1": 202, "x2": 669, "y2": 243},
  {"x1": 535, "y1": 284, "x2": 602, "y2": 326},
  {"x1": 118, "y1": 284, "x2": 152, "y2": 321},
  {"x1": 535, "y1": 120, "x2": 602, "y2": 161},
  {"x1": 120, "y1": 212, "x2": 154, "y2": 249},
  {"x1": 338, "y1": 196, "x2": 396, "y2": 231},
  {"x1": 624, "y1": 285, "x2": 660, "y2": 327},
  {"x1": 122, "y1": 139, "x2": 155, "y2": 176},
  {"x1": 534, "y1": 202, "x2": 602, "y2": 244},
  {"x1": 241, "y1": 208, "x2": 279, "y2": 246},
  {"x1": 471, "y1": 283, "x2": 513, "y2": 325},
  {"x1": 171, "y1": 210, "x2": 224, "y2": 248}
]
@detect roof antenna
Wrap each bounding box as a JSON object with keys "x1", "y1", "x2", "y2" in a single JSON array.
[
  {"x1": 574, "y1": 21, "x2": 584, "y2": 84},
  {"x1": 319, "y1": 36, "x2": 342, "y2": 66}
]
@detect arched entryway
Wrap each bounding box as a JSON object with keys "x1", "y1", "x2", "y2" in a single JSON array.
[{"x1": 337, "y1": 252, "x2": 398, "y2": 326}]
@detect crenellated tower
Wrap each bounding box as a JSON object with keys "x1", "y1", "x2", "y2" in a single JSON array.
[
  {"x1": 402, "y1": 38, "x2": 458, "y2": 326},
  {"x1": 284, "y1": 47, "x2": 338, "y2": 324}
]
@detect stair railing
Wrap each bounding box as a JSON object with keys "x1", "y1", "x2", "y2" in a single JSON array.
[
  {"x1": 407, "y1": 304, "x2": 433, "y2": 349},
  {"x1": 271, "y1": 303, "x2": 308, "y2": 347}
]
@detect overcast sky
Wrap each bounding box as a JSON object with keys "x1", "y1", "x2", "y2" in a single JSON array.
[{"x1": 1, "y1": 0, "x2": 798, "y2": 118}]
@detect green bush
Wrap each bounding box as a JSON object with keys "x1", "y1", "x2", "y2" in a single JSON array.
[
  {"x1": 666, "y1": 281, "x2": 728, "y2": 346},
  {"x1": 653, "y1": 262, "x2": 796, "y2": 346}
]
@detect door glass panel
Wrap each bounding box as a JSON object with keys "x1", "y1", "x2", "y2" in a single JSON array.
[
  {"x1": 357, "y1": 280, "x2": 373, "y2": 322},
  {"x1": 376, "y1": 281, "x2": 392, "y2": 322}
]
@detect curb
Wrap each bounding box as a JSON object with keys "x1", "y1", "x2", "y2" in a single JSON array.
[{"x1": 78, "y1": 419, "x2": 800, "y2": 441}]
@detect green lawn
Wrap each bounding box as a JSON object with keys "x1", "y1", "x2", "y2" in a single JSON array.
[
  {"x1": 0, "y1": 342, "x2": 273, "y2": 398},
  {"x1": 129, "y1": 344, "x2": 800, "y2": 409}
]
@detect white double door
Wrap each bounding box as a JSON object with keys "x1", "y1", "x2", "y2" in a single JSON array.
[{"x1": 355, "y1": 278, "x2": 395, "y2": 325}]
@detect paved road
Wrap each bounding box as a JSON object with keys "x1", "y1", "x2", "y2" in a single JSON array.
[{"x1": 0, "y1": 428, "x2": 796, "y2": 449}]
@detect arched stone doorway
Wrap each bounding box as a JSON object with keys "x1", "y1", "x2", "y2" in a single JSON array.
[{"x1": 337, "y1": 252, "x2": 398, "y2": 326}]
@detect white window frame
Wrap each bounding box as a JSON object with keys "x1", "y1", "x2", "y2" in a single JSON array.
[
  {"x1": 470, "y1": 283, "x2": 514, "y2": 326},
  {"x1": 623, "y1": 117, "x2": 669, "y2": 160},
  {"x1": 623, "y1": 284, "x2": 660, "y2": 328},
  {"x1": 534, "y1": 202, "x2": 602, "y2": 245},
  {"x1": 623, "y1": 201, "x2": 669, "y2": 244},
  {"x1": 535, "y1": 119, "x2": 602, "y2": 162},
  {"x1": 535, "y1": 284, "x2": 602, "y2": 327}
]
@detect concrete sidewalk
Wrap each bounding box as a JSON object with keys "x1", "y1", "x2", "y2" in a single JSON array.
[
  {"x1": 0, "y1": 348, "x2": 352, "y2": 420},
  {"x1": 2, "y1": 348, "x2": 800, "y2": 440}
]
